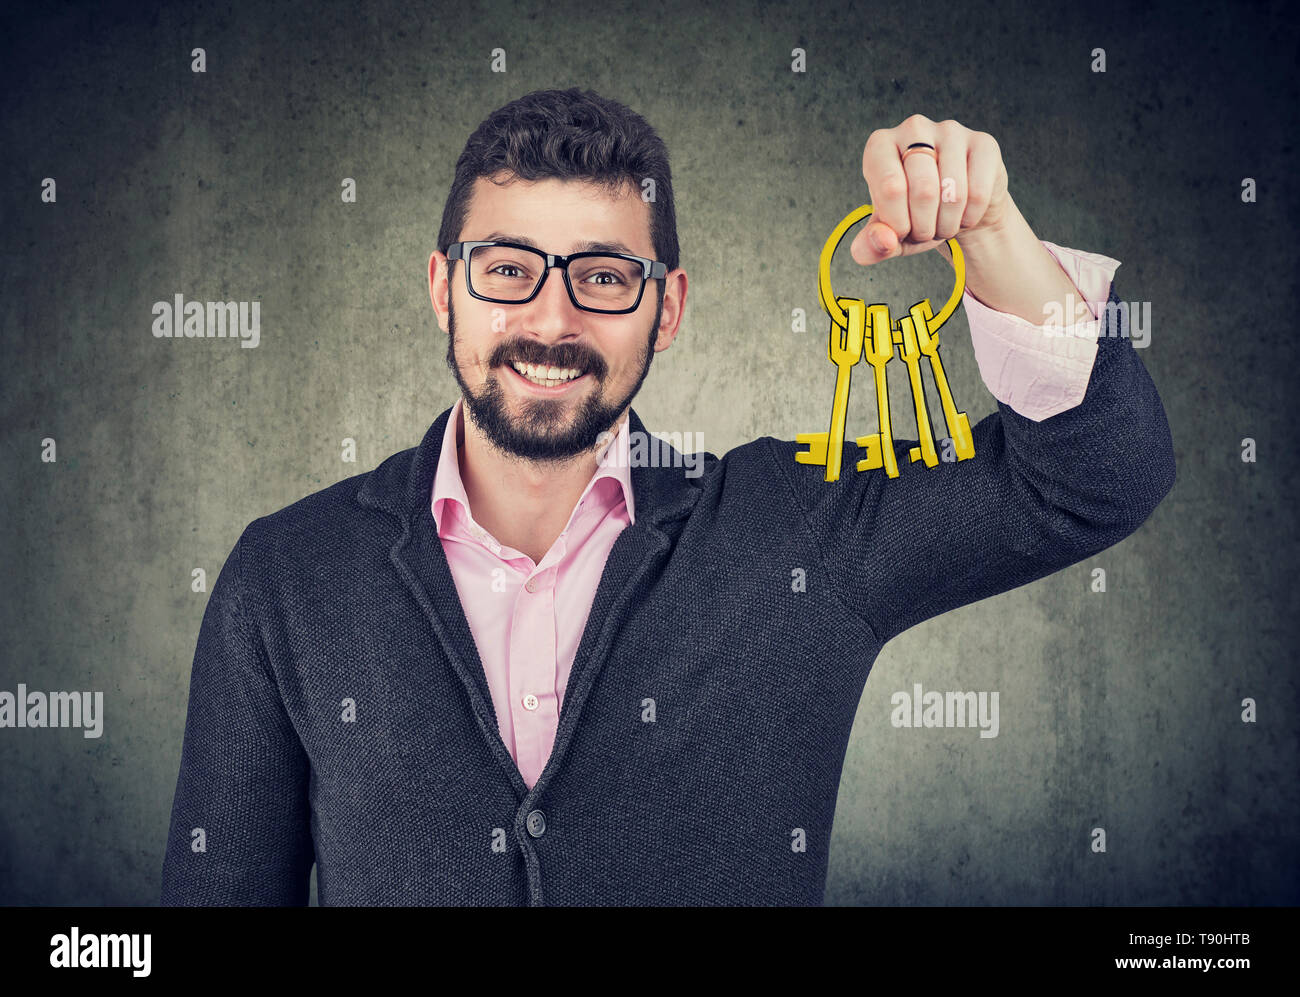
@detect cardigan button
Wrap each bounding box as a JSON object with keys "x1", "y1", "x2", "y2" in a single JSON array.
[{"x1": 526, "y1": 809, "x2": 546, "y2": 838}]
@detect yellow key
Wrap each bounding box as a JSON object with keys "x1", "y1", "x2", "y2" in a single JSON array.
[
  {"x1": 909, "y1": 298, "x2": 974, "y2": 462},
  {"x1": 853, "y1": 303, "x2": 900, "y2": 478},
  {"x1": 896, "y1": 300, "x2": 940, "y2": 468},
  {"x1": 794, "y1": 297, "x2": 865, "y2": 482}
]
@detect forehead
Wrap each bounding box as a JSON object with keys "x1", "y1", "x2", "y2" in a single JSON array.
[{"x1": 461, "y1": 174, "x2": 654, "y2": 257}]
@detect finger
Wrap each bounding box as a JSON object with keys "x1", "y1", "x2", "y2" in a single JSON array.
[
  {"x1": 897, "y1": 234, "x2": 948, "y2": 257},
  {"x1": 854, "y1": 220, "x2": 949, "y2": 262},
  {"x1": 861, "y1": 128, "x2": 911, "y2": 243},
  {"x1": 902, "y1": 148, "x2": 941, "y2": 243},
  {"x1": 850, "y1": 217, "x2": 902, "y2": 265},
  {"x1": 934, "y1": 122, "x2": 968, "y2": 241},
  {"x1": 962, "y1": 132, "x2": 1001, "y2": 231},
  {"x1": 892, "y1": 115, "x2": 939, "y2": 242}
]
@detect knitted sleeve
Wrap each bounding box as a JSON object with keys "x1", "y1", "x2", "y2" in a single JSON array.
[
  {"x1": 160, "y1": 529, "x2": 315, "y2": 905},
  {"x1": 769, "y1": 281, "x2": 1177, "y2": 646}
]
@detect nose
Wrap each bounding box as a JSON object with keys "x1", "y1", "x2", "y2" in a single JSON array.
[{"x1": 522, "y1": 264, "x2": 585, "y2": 339}]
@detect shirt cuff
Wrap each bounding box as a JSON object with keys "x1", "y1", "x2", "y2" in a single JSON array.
[{"x1": 962, "y1": 241, "x2": 1121, "y2": 422}]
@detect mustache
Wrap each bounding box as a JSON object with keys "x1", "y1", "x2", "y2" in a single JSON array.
[{"x1": 488, "y1": 339, "x2": 607, "y2": 378}]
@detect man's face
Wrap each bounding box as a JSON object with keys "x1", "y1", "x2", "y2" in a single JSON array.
[{"x1": 431, "y1": 175, "x2": 682, "y2": 463}]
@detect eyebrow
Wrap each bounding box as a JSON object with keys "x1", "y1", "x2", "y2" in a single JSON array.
[{"x1": 478, "y1": 231, "x2": 641, "y2": 256}]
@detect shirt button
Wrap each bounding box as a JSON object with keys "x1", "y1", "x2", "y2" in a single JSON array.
[
  {"x1": 525, "y1": 578, "x2": 538, "y2": 593},
  {"x1": 522, "y1": 693, "x2": 539, "y2": 711},
  {"x1": 526, "y1": 810, "x2": 546, "y2": 838}
]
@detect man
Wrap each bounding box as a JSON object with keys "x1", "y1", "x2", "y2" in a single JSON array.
[{"x1": 161, "y1": 88, "x2": 1174, "y2": 905}]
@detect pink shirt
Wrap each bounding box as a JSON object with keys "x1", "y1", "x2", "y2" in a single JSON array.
[
  {"x1": 963, "y1": 241, "x2": 1121, "y2": 421},
  {"x1": 432, "y1": 399, "x2": 636, "y2": 789},
  {"x1": 432, "y1": 241, "x2": 1119, "y2": 787}
]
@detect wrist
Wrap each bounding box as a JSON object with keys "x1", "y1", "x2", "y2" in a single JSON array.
[
  {"x1": 954, "y1": 194, "x2": 1022, "y2": 263},
  {"x1": 948, "y1": 197, "x2": 1082, "y2": 323}
]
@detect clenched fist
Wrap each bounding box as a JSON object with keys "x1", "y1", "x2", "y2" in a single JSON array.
[{"x1": 850, "y1": 114, "x2": 1010, "y2": 266}]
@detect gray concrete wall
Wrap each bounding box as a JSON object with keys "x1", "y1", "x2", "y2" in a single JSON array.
[{"x1": 1, "y1": 0, "x2": 1295, "y2": 905}]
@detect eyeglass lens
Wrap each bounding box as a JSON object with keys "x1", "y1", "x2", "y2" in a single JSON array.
[{"x1": 468, "y1": 245, "x2": 643, "y2": 311}]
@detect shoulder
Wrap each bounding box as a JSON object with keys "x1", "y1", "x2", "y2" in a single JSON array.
[{"x1": 236, "y1": 444, "x2": 417, "y2": 573}]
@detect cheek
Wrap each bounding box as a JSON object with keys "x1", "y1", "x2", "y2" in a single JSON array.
[{"x1": 459, "y1": 324, "x2": 500, "y2": 366}]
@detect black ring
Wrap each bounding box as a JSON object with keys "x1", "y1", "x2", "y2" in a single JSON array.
[{"x1": 906, "y1": 142, "x2": 935, "y2": 150}]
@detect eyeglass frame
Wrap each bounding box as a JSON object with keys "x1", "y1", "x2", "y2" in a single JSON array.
[{"x1": 446, "y1": 240, "x2": 669, "y2": 315}]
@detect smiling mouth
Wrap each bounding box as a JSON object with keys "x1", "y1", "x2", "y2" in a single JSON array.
[{"x1": 509, "y1": 360, "x2": 590, "y2": 389}]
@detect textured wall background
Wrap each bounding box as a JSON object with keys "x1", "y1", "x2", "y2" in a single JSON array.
[{"x1": 1, "y1": 0, "x2": 1296, "y2": 905}]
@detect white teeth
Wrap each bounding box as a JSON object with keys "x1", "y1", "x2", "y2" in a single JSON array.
[{"x1": 511, "y1": 361, "x2": 584, "y2": 385}]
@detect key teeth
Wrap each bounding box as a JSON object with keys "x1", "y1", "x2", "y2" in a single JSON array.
[
  {"x1": 795, "y1": 431, "x2": 829, "y2": 465},
  {"x1": 853, "y1": 435, "x2": 893, "y2": 477},
  {"x1": 855, "y1": 435, "x2": 881, "y2": 472}
]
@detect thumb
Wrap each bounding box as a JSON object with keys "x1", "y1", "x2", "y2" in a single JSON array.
[{"x1": 850, "y1": 219, "x2": 901, "y2": 265}]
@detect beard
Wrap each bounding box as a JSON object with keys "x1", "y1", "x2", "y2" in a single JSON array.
[{"x1": 444, "y1": 289, "x2": 661, "y2": 463}]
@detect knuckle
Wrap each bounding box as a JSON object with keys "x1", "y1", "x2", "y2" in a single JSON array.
[
  {"x1": 903, "y1": 112, "x2": 931, "y2": 127},
  {"x1": 878, "y1": 175, "x2": 909, "y2": 200},
  {"x1": 911, "y1": 177, "x2": 940, "y2": 203}
]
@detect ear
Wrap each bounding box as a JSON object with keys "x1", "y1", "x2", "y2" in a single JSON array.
[
  {"x1": 429, "y1": 249, "x2": 450, "y2": 333},
  {"x1": 652, "y1": 268, "x2": 688, "y2": 353}
]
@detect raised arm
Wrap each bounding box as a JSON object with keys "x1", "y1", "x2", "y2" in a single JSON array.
[{"x1": 769, "y1": 115, "x2": 1176, "y2": 646}]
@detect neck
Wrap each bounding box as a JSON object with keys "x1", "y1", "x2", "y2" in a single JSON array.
[{"x1": 456, "y1": 401, "x2": 628, "y2": 564}]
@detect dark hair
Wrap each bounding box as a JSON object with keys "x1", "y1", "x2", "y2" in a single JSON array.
[{"x1": 437, "y1": 88, "x2": 679, "y2": 304}]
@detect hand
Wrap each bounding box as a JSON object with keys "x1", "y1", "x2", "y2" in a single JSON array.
[{"x1": 850, "y1": 114, "x2": 1010, "y2": 266}]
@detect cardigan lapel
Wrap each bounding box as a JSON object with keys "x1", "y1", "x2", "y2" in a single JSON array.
[{"x1": 356, "y1": 403, "x2": 704, "y2": 799}]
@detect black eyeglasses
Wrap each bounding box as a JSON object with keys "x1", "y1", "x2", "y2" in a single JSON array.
[{"x1": 447, "y1": 240, "x2": 668, "y2": 315}]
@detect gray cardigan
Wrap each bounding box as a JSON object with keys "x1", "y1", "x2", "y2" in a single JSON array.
[{"x1": 161, "y1": 285, "x2": 1175, "y2": 905}]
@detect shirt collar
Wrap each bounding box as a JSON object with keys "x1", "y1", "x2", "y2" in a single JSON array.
[{"x1": 431, "y1": 397, "x2": 636, "y2": 535}]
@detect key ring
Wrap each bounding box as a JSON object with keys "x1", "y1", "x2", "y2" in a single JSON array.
[{"x1": 816, "y1": 203, "x2": 965, "y2": 331}]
